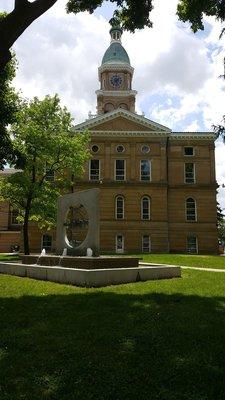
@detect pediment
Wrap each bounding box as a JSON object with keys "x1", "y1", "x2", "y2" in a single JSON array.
[{"x1": 74, "y1": 109, "x2": 171, "y2": 133}]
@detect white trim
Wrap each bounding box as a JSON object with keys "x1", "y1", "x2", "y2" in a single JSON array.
[
  {"x1": 185, "y1": 197, "x2": 197, "y2": 222},
  {"x1": 74, "y1": 108, "x2": 171, "y2": 132},
  {"x1": 141, "y1": 196, "x2": 151, "y2": 220},
  {"x1": 171, "y1": 133, "x2": 215, "y2": 140},
  {"x1": 116, "y1": 234, "x2": 124, "y2": 253},
  {"x1": 91, "y1": 131, "x2": 169, "y2": 138},
  {"x1": 89, "y1": 159, "x2": 101, "y2": 181},
  {"x1": 98, "y1": 64, "x2": 134, "y2": 78},
  {"x1": 115, "y1": 196, "x2": 124, "y2": 219},
  {"x1": 184, "y1": 162, "x2": 196, "y2": 184},
  {"x1": 96, "y1": 89, "x2": 137, "y2": 97},
  {"x1": 114, "y1": 159, "x2": 126, "y2": 181}
]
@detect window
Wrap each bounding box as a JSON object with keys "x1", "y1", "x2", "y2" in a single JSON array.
[
  {"x1": 11, "y1": 209, "x2": 19, "y2": 225},
  {"x1": 116, "y1": 234, "x2": 124, "y2": 253},
  {"x1": 186, "y1": 198, "x2": 197, "y2": 221},
  {"x1": 184, "y1": 147, "x2": 194, "y2": 156},
  {"x1": 116, "y1": 145, "x2": 125, "y2": 153},
  {"x1": 185, "y1": 163, "x2": 195, "y2": 183},
  {"x1": 141, "y1": 197, "x2": 150, "y2": 220},
  {"x1": 89, "y1": 160, "x2": 100, "y2": 181},
  {"x1": 115, "y1": 196, "x2": 124, "y2": 219},
  {"x1": 142, "y1": 235, "x2": 151, "y2": 253},
  {"x1": 45, "y1": 167, "x2": 55, "y2": 182},
  {"x1": 91, "y1": 145, "x2": 99, "y2": 153},
  {"x1": 187, "y1": 235, "x2": 198, "y2": 253},
  {"x1": 115, "y1": 160, "x2": 125, "y2": 181},
  {"x1": 141, "y1": 145, "x2": 150, "y2": 154},
  {"x1": 140, "y1": 160, "x2": 151, "y2": 181},
  {"x1": 42, "y1": 234, "x2": 52, "y2": 251}
]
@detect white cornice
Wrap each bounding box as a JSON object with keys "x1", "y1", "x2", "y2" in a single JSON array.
[
  {"x1": 96, "y1": 89, "x2": 137, "y2": 97},
  {"x1": 171, "y1": 132, "x2": 215, "y2": 140},
  {"x1": 73, "y1": 109, "x2": 171, "y2": 132},
  {"x1": 90, "y1": 131, "x2": 169, "y2": 138},
  {"x1": 98, "y1": 64, "x2": 134, "y2": 80}
]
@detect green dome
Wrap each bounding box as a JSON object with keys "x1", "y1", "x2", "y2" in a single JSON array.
[{"x1": 102, "y1": 42, "x2": 130, "y2": 65}]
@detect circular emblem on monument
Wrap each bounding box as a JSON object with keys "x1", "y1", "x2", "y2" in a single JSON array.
[{"x1": 65, "y1": 205, "x2": 89, "y2": 248}]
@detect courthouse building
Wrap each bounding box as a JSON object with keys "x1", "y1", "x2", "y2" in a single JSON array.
[{"x1": 0, "y1": 27, "x2": 218, "y2": 254}]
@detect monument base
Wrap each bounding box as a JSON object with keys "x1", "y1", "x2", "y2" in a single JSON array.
[{"x1": 0, "y1": 257, "x2": 181, "y2": 287}]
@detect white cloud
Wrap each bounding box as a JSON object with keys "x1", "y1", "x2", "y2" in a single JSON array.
[{"x1": 1, "y1": 0, "x2": 225, "y2": 207}]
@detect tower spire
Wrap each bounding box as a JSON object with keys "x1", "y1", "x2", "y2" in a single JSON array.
[{"x1": 96, "y1": 27, "x2": 137, "y2": 115}]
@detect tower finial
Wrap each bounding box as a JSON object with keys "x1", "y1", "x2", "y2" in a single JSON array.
[{"x1": 109, "y1": 26, "x2": 123, "y2": 43}]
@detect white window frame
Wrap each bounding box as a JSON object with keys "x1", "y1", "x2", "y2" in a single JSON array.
[
  {"x1": 140, "y1": 160, "x2": 151, "y2": 181},
  {"x1": 184, "y1": 146, "x2": 195, "y2": 156},
  {"x1": 41, "y1": 234, "x2": 52, "y2": 251},
  {"x1": 116, "y1": 234, "x2": 124, "y2": 253},
  {"x1": 114, "y1": 159, "x2": 126, "y2": 181},
  {"x1": 184, "y1": 162, "x2": 195, "y2": 184},
  {"x1": 142, "y1": 235, "x2": 151, "y2": 253},
  {"x1": 89, "y1": 159, "x2": 100, "y2": 181},
  {"x1": 141, "y1": 196, "x2": 150, "y2": 220},
  {"x1": 185, "y1": 198, "x2": 197, "y2": 222},
  {"x1": 187, "y1": 235, "x2": 198, "y2": 254},
  {"x1": 115, "y1": 196, "x2": 124, "y2": 220}
]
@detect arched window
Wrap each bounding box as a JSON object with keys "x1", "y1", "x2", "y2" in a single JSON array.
[
  {"x1": 141, "y1": 196, "x2": 150, "y2": 220},
  {"x1": 115, "y1": 196, "x2": 124, "y2": 219},
  {"x1": 104, "y1": 103, "x2": 114, "y2": 113},
  {"x1": 186, "y1": 198, "x2": 197, "y2": 221}
]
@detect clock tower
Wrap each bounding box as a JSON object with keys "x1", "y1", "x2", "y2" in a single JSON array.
[{"x1": 96, "y1": 27, "x2": 137, "y2": 114}]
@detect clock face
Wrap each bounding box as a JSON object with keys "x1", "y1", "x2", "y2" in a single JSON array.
[{"x1": 110, "y1": 75, "x2": 122, "y2": 88}]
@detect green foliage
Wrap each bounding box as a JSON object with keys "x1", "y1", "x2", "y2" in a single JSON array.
[
  {"x1": 1, "y1": 270, "x2": 225, "y2": 399},
  {"x1": 0, "y1": 52, "x2": 21, "y2": 170},
  {"x1": 66, "y1": 0, "x2": 153, "y2": 32},
  {"x1": 213, "y1": 116, "x2": 225, "y2": 143},
  {"x1": 0, "y1": 12, "x2": 21, "y2": 169},
  {"x1": 0, "y1": 94, "x2": 90, "y2": 233},
  {"x1": 177, "y1": 0, "x2": 225, "y2": 32}
]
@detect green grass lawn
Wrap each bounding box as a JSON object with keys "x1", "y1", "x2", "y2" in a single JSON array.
[
  {"x1": 0, "y1": 253, "x2": 20, "y2": 262},
  {"x1": 138, "y1": 253, "x2": 225, "y2": 269},
  {"x1": 1, "y1": 270, "x2": 225, "y2": 399}
]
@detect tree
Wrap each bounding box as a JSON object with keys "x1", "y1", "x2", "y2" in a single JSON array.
[
  {"x1": 0, "y1": 0, "x2": 154, "y2": 71},
  {"x1": 217, "y1": 203, "x2": 225, "y2": 243},
  {"x1": 0, "y1": 14, "x2": 22, "y2": 169},
  {"x1": 1, "y1": 0, "x2": 225, "y2": 71},
  {"x1": 177, "y1": 0, "x2": 225, "y2": 33},
  {"x1": 0, "y1": 95, "x2": 89, "y2": 254}
]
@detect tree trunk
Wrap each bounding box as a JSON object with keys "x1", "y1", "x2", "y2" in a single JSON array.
[
  {"x1": 23, "y1": 196, "x2": 32, "y2": 255},
  {"x1": 0, "y1": 0, "x2": 58, "y2": 71}
]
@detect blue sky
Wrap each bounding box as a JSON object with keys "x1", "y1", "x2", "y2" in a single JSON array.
[{"x1": 1, "y1": 0, "x2": 225, "y2": 207}]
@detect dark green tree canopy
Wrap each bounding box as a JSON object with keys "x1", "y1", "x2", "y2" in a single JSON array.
[{"x1": 177, "y1": 0, "x2": 225, "y2": 33}]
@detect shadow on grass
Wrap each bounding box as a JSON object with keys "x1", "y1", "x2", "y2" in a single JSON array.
[{"x1": 1, "y1": 290, "x2": 225, "y2": 400}]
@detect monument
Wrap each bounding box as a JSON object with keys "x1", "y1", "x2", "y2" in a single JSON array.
[
  {"x1": 0, "y1": 188, "x2": 181, "y2": 286},
  {"x1": 56, "y1": 189, "x2": 100, "y2": 256}
]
